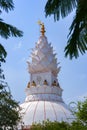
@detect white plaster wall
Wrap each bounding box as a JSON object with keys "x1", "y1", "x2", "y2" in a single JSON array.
[
  {"x1": 25, "y1": 86, "x2": 62, "y2": 96},
  {"x1": 30, "y1": 71, "x2": 52, "y2": 86}
]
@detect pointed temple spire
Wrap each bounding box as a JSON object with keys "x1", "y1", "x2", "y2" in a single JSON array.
[
  {"x1": 19, "y1": 22, "x2": 74, "y2": 129},
  {"x1": 38, "y1": 21, "x2": 46, "y2": 36}
]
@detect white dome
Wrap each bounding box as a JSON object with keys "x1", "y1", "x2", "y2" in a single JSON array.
[
  {"x1": 20, "y1": 100, "x2": 73, "y2": 127},
  {"x1": 19, "y1": 86, "x2": 73, "y2": 128}
]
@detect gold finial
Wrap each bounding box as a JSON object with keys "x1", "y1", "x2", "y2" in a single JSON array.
[{"x1": 38, "y1": 21, "x2": 46, "y2": 36}]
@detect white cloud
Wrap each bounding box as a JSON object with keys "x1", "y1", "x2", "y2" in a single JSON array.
[
  {"x1": 13, "y1": 41, "x2": 22, "y2": 50},
  {"x1": 18, "y1": 57, "x2": 26, "y2": 64}
]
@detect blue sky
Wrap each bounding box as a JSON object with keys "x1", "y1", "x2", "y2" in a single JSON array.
[{"x1": 1, "y1": 0, "x2": 87, "y2": 104}]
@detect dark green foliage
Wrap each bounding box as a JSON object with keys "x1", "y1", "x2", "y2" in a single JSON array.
[
  {"x1": 65, "y1": 0, "x2": 87, "y2": 58},
  {"x1": 0, "y1": 82, "x2": 20, "y2": 130},
  {"x1": 45, "y1": 0, "x2": 78, "y2": 20},
  {"x1": 0, "y1": 44, "x2": 7, "y2": 63},
  {"x1": 0, "y1": 57, "x2": 21, "y2": 130},
  {"x1": 30, "y1": 120, "x2": 87, "y2": 130},
  {"x1": 45, "y1": 0, "x2": 87, "y2": 59},
  {"x1": 0, "y1": 60, "x2": 21, "y2": 130},
  {"x1": 0, "y1": 0, "x2": 14, "y2": 13},
  {"x1": 75, "y1": 99, "x2": 87, "y2": 124},
  {"x1": 0, "y1": 18, "x2": 23, "y2": 39},
  {"x1": 70, "y1": 121, "x2": 87, "y2": 130},
  {"x1": 0, "y1": 0, "x2": 23, "y2": 39},
  {"x1": 30, "y1": 120, "x2": 70, "y2": 130},
  {"x1": 0, "y1": 0, "x2": 23, "y2": 129}
]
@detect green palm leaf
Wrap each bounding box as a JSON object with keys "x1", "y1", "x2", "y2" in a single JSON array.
[
  {"x1": 65, "y1": 0, "x2": 87, "y2": 58},
  {"x1": 0, "y1": 44, "x2": 7, "y2": 62},
  {"x1": 0, "y1": 19, "x2": 23, "y2": 39},
  {"x1": 45, "y1": 0, "x2": 78, "y2": 21},
  {"x1": 0, "y1": 0, "x2": 14, "y2": 13},
  {"x1": 45, "y1": 0, "x2": 87, "y2": 59}
]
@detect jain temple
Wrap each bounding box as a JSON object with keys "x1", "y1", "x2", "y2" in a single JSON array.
[{"x1": 19, "y1": 22, "x2": 73, "y2": 129}]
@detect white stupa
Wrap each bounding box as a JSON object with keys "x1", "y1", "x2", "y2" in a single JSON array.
[{"x1": 19, "y1": 22, "x2": 73, "y2": 129}]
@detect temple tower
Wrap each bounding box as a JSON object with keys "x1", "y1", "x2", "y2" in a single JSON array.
[{"x1": 19, "y1": 22, "x2": 73, "y2": 129}]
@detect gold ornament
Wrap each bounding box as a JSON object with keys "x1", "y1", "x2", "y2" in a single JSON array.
[
  {"x1": 27, "y1": 82, "x2": 30, "y2": 88},
  {"x1": 31, "y1": 81, "x2": 36, "y2": 86},
  {"x1": 38, "y1": 21, "x2": 46, "y2": 36},
  {"x1": 52, "y1": 80, "x2": 57, "y2": 86},
  {"x1": 43, "y1": 80, "x2": 48, "y2": 85}
]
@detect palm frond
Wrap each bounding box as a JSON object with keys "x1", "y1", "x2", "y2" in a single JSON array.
[
  {"x1": 0, "y1": 19, "x2": 23, "y2": 39},
  {"x1": 0, "y1": 44, "x2": 7, "y2": 62},
  {"x1": 45, "y1": 0, "x2": 78, "y2": 21},
  {"x1": 65, "y1": 0, "x2": 87, "y2": 59},
  {"x1": 0, "y1": 0, "x2": 14, "y2": 13}
]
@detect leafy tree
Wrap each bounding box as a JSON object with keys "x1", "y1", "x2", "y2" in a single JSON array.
[
  {"x1": 0, "y1": 57, "x2": 21, "y2": 129},
  {"x1": 0, "y1": 0, "x2": 23, "y2": 129},
  {"x1": 30, "y1": 120, "x2": 70, "y2": 130},
  {"x1": 75, "y1": 99, "x2": 87, "y2": 124},
  {"x1": 70, "y1": 121, "x2": 87, "y2": 130},
  {"x1": 45, "y1": 0, "x2": 87, "y2": 59},
  {"x1": 68, "y1": 99, "x2": 87, "y2": 130},
  {"x1": 0, "y1": 80, "x2": 21, "y2": 130},
  {"x1": 30, "y1": 120, "x2": 87, "y2": 130}
]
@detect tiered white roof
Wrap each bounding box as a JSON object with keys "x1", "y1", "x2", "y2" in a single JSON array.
[
  {"x1": 27, "y1": 35, "x2": 60, "y2": 76},
  {"x1": 19, "y1": 22, "x2": 73, "y2": 129}
]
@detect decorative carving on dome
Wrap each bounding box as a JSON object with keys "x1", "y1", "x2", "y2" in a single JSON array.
[
  {"x1": 27, "y1": 82, "x2": 30, "y2": 88},
  {"x1": 31, "y1": 81, "x2": 36, "y2": 87},
  {"x1": 43, "y1": 80, "x2": 48, "y2": 85},
  {"x1": 36, "y1": 76, "x2": 42, "y2": 83}
]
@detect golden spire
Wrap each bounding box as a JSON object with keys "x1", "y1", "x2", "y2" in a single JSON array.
[{"x1": 38, "y1": 21, "x2": 46, "y2": 36}]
